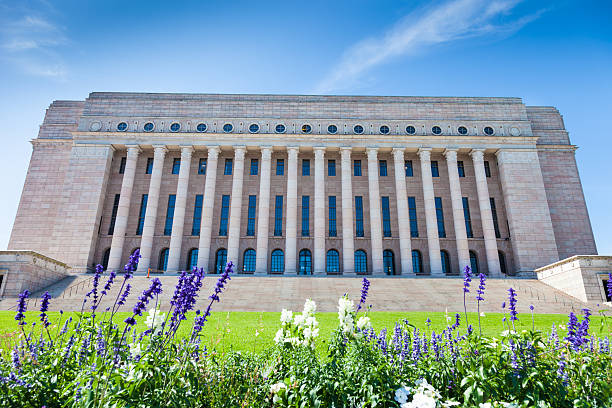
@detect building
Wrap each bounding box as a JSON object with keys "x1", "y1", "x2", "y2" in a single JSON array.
[{"x1": 8, "y1": 92, "x2": 597, "y2": 277}]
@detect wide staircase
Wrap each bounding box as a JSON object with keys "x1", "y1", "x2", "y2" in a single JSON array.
[{"x1": 0, "y1": 273, "x2": 604, "y2": 315}]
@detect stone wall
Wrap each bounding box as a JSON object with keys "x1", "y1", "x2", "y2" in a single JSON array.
[{"x1": 0, "y1": 251, "x2": 70, "y2": 298}]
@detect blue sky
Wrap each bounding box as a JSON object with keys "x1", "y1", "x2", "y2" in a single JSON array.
[{"x1": 0, "y1": 0, "x2": 611, "y2": 254}]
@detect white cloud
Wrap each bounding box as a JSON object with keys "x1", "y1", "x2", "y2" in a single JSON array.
[{"x1": 313, "y1": 0, "x2": 544, "y2": 94}]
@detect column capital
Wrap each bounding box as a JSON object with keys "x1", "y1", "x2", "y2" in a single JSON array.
[
  {"x1": 233, "y1": 145, "x2": 247, "y2": 160},
  {"x1": 206, "y1": 145, "x2": 220, "y2": 159},
  {"x1": 340, "y1": 147, "x2": 352, "y2": 161},
  {"x1": 313, "y1": 146, "x2": 326, "y2": 159},
  {"x1": 125, "y1": 144, "x2": 141, "y2": 155},
  {"x1": 392, "y1": 147, "x2": 405, "y2": 160},
  {"x1": 444, "y1": 148, "x2": 458, "y2": 161},
  {"x1": 260, "y1": 145, "x2": 273, "y2": 160},
  {"x1": 287, "y1": 146, "x2": 300, "y2": 159},
  {"x1": 180, "y1": 145, "x2": 194, "y2": 158},
  {"x1": 417, "y1": 147, "x2": 432, "y2": 160},
  {"x1": 366, "y1": 147, "x2": 378, "y2": 160},
  {"x1": 470, "y1": 148, "x2": 485, "y2": 161}
]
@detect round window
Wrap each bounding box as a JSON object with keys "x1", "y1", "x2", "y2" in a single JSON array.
[
  {"x1": 302, "y1": 124, "x2": 312, "y2": 133},
  {"x1": 275, "y1": 124, "x2": 286, "y2": 133},
  {"x1": 354, "y1": 124, "x2": 364, "y2": 134},
  {"x1": 327, "y1": 124, "x2": 338, "y2": 134},
  {"x1": 249, "y1": 123, "x2": 260, "y2": 133},
  {"x1": 144, "y1": 122, "x2": 154, "y2": 132},
  {"x1": 170, "y1": 123, "x2": 180, "y2": 132},
  {"x1": 117, "y1": 122, "x2": 128, "y2": 131},
  {"x1": 196, "y1": 123, "x2": 207, "y2": 132},
  {"x1": 406, "y1": 125, "x2": 416, "y2": 135},
  {"x1": 484, "y1": 126, "x2": 494, "y2": 135},
  {"x1": 380, "y1": 125, "x2": 390, "y2": 134},
  {"x1": 432, "y1": 126, "x2": 442, "y2": 135},
  {"x1": 223, "y1": 123, "x2": 233, "y2": 133},
  {"x1": 458, "y1": 126, "x2": 468, "y2": 135}
]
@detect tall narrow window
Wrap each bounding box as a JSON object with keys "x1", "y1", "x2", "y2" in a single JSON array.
[
  {"x1": 108, "y1": 194, "x2": 120, "y2": 235},
  {"x1": 192, "y1": 194, "x2": 203, "y2": 236},
  {"x1": 158, "y1": 248, "x2": 169, "y2": 271},
  {"x1": 299, "y1": 249, "x2": 312, "y2": 275},
  {"x1": 470, "y1": 251, "x2": 479, "y2": 275},
  {"x1": 383, "y1": 250, "x2": 395, "y2": 275},
  {"x1": 355, "y1": 196, "x2": 364, "y2": 237},
  {"x1": 326, "y1": 249, "x2": 340, "y2": 274},
  {"x1": 224, "y1": 159, "x2": 233, "y2": 175},
  {"x1": 353, "y1": 160, "x2": 362, "y2": 176},
  {"x1": 412, "y1": 250, "x2": 423, "y2": 274},
  {"x1": 271, "y1": 249, "x2": 284, "y2": 273},
  {"x1": 119, "y1": 157, "x2": 126, "y2": 174},
  {"x1": 431, "y1": 161, "x2": 439, "y2": 177},
  {"x1": 146, "y1": 158, "x2": 154, "y2": 174},
  {"x1": 355, "y1": 250, "x2": 367, "y2": 274},
  {"x1": 405, "y1": 160, "x2": 413, "y2": 177},
  {"x1": 164, "y1": 195, "x2": 176, "y2": 235},
  {"x1": 462, "y1": 197, "x2": 473, "y2": 238},
  {"x1": 379, "y1": 160, "x2": 388, "y2": 177},
  {"x1": 276, "y1": 159, "x2": 284, "y2": 176},
  {"x1": 172, "y1": 158, "x2": 181, "y2": 175},
  {"x1": 498, "y1": 251, "x2": 507, "y2": 275},
  {"x1": 136, "y1": 194, "x2": 148, "y2": 235},
  {"x1": 328, "y1": 196, "x2": 337, "y2": 237},
  {"x1": 484, "y1": 161, "x2": 491, "y2": 177},
  {"x1": 246, "y1": 195, "x2": 257, "y2": 236},
  {"x1": 301, "y1": 196, "x2": 310, "y2": 237},
  {"x1": 381, "y1": 196, "x2": 391, "y2": 237},
  {"x1": 187, "y1": 248, "x2": 199, "y2": 271},
  {"x1": 243, "y1": 249, "x2": 256, "y2": 273},
  {"x1": 198, "y1": 158, "x2": 207, "y2": 175},
  {"x1": 215, "y1": 249, "x2": 227, "y2": 274},
  {"x1": 302, "y1": 159, "x2": 310, "y2": 176},
  {"x1": 490, "y1": 197, "x2": 501, "y2": 238},
  {"x1": 434, "y1": 197, "x2": 446, "y2": 238},
  {"x1": 457, "y1": 161, "x2": 465, "y2": 177},
  {"x1": 328, "y1": 159, "x2": 336, "y2": 176},
  {"x1": 441, "y1": 250, "x2": 451, "y2": 274},
  {"x1": 408, "y1": 197, "x2": 418, "y2": 238},
  {"x1": 219, "y1": 195, "x2": 230, "y2": 236},
  {"x1": 274, "y1": 195, "x2": 283, "y2": 236},
  {"x1": 250, "y1": 159, "x2": 258, "y2": 176},
  {"x1": 101, "y1": 248, "x2": 111, "y2": 271}
]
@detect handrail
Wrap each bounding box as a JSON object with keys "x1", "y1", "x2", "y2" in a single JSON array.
[{"x1": 61, "y1": 275, "x2": 95, "y2": 299}]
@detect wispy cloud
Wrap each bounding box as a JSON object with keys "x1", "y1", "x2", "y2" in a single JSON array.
[{"x1": 313, "y1": 0, "x2": 545, "y2": 93}]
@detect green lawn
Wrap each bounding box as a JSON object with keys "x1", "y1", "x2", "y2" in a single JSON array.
[{"x1": 1, "y1": 310, "x2": 609, "y2": 356}]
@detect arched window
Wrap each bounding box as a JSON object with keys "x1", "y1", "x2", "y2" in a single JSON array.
[
  {"x1": 383, "y1": 249, "x2": 395, "y2": 275},
  {"x1": 498, "y1": 251, "x2": 507, "y2": 275},
  {"x1": 187, "y1": 248, "x2": 198, "y2": 271},
  {"x1": 355, "y1": 250, "x2": 368, "y2": 274},
  {"x1": 158, "y1": 248, "x2": 169, "y2": 271},
  {"x1": 298, "y1": 249, "x2": 312, "y2": 275},
  {"x1": 101, "y1": 248, "x2": 110, "y2": 271},
  {"x1": 470, "y1": 251, "x2": 479, "y2": 275},
  {"x1": 412, "y1": 250, "x2": 423, "y2": 274},
  {"x1": 243, "y1": 249, "x2": 256, "y2": 273},
  {"x1": 326, "y1": 249, "x2": 340, "y2": 274},
  {"x1": 440, "y1": 250, "x2": 451, "y2": 275},
  {"x1": 271, "y1": 249, "x2": 284, "y2": 273},
  {"x1": 215, "y1": 248, "x2": 227, "y2": 274}
]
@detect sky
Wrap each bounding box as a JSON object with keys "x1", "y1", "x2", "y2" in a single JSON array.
[{"x1": 0, "y1": 0, "x2": 611, "y2": 254}]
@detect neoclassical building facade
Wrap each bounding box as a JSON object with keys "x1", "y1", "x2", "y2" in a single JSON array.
[{"x1": 8, "y1": 93, "x2": 597, "y2": 277}]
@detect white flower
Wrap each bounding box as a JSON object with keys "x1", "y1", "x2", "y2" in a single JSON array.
[
  {"x1": 356, "y1": 316, "x2": 372, "y2": 330},
  {"x1": 145, "y1": 308, "x2": 166, "y2": 334},
  {"x1": 270, "y1": 382, "x2": 287, "y2": 394},
  {"x1": 303, "y1": 299, "x2": 316, "y2": 315},
  {"x1": 395, "y1": 386, "x2": 411, "y2": 404},
  {"x1": 280, "y1": 309, "x2": 293, "y2": 324},
  {"x1": 305, "y1": 315, "x2": 318, "y2": 328},
  {"x1": 480, "y1": 312, "x2": 486, "y2": 317},
  {"x1": 479, "y1": 403, "x2": 493, "y2": 408},
  {"x1": 128, "y1": 343, "x2": 142, "y2": 360},
  {"x1": 274, "y1": 328, "x2": 285, "y2": 344},
  {"x1": 293, "y1": 314, "x2": 305, "y2": 327},
  {"x1": 404, "y1": 392, "x2": 437, "y2": 408},
  {"x1": 442, "y1": 402, "x2": 460, "y2": 407},
  {"x1": 338, "y1": 296, "x2": 355, "y2": 333}
]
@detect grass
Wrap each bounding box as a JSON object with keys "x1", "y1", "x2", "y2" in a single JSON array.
[{"x1": 1, "y1": 310, "x2": 610, "y2": 356}]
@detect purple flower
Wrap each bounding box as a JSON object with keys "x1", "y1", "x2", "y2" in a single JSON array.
[
  {"x1": 124, "y1": 278, "x2": 162, "y2": 326},
  {"x1": 86, "y1": 264, "x2": 103, "y2": 308},
  {"x1": 607, "y1": 272, "x2": 612, "y2": 300},
  {"x1": 565, "y1": 312, "x2": 580, "y2": 351},
  {"x1": 15, "y1": 290, "x2": 30, "y2": 326},
  {"x1": 507, "y1": 288, "x2": 518, "y2": 321},
  {"x1": 117, "y1": 283, "x2": 131, "y2": 307},
  {"x1": 577, "y1": 308, "x2": 592, "y2": 344},
  {"x1": 101, "y1": 270, "x2": 117, "y2": 296},
  {"x1": 356, "y1": 277, "x2": 370, "y2": 312},
  {"x1": 463, "y1": 265, "x2": 472, "y2": 293},
  {"x1": 557, "y1": 354, "x2": 569, "y2": 386},
  {"x1": 476, "y1": 273, "x2": 486, "y2": 302},
  {"x1": 425, "y1": 318, "x2": 431, "y2": 327},
  {"x1": 124, "y1": 249, "x2": 141, "y2": 276},
  {"x1": 192, "y1": 262, "x2": 233, "y2": 340},
  {"x1": 39, "y1": 291, "x2": 51, "y2": 327}
]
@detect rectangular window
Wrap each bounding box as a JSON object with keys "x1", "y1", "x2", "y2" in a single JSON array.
[
  {"x1": 119, "y1": 157, "x2": 126, "y2": 174},
  {"x1": 136, "y1": 194, "x2": 148, "y2": 235},
  {"x1": 405, "y1": 160, "x2": 413, "y2": 177},
  {"x1": 219, "y1": 195, "x2": 230, "y2": 236},
  {"x1": 247, "y1": 195, "x2": 257, "y2": 236},
  {"x1": 355, "y1": 196, "x2": 364, "y2": 237},
  {"x1": 431, "y1": 161, "x2": 439, "y2": 177},
  {"x1": 164, "y1": 194, "x2": 176, "y2": 235},
  {"x1": 457, "y1": 161, "x2": 465, "y2": 178},
  {"x1": 328, "y1": 196, "x2": 337, "y2": 237},
  {"x1": 198, "y1": 158, "x2": 207, "y2": 175},
  {"x1": 408, "y1": 197, "x2": 418, "y2": 238},
  {"x1": 490, "y1": 197, "x2": 501, "y2": 238},
  {"x1": 434, "y1": 197, "x2": 446, "y2": 238},
  {"x1": 379, "y1": 160, "x2": 388, "y2": 177},
  {"x1": 172, "y1": 158, "x2": 181, "y2": 175},
  {"x1": 224, "y1": 159, "x2": 233, "y2": 175},
  {"x1": 192, "y1": 194, "x2": 203, "y2": 236},
  {"x1": 484, "y1": 161, "x2": 491, "y2": 178},
  {"x1": 108, "y1": 194, "x2": 120, "y2": 235},
  {"x1": 146, "y1": 158, "x2": 154, "y2": 174},
  {"x1": 276, "y1": 159, "x2": 284, "y2": 176},
  {"x1": 301, "y1": 196, "x2": 310, "y2": 237},
  {"x1": 274, "y1": 195, "x2": 283, "y2": 236},
  {"x1": 250, "y1": 158, "x2": 258, "y2": 176},
  {"x1": 353, "y1": 160, "x2": 362, "y2": 176},
  {"x1": 462, "y1": 197, "x2": 473, "y2": 238},
  {"x1": 328, "y1": 159, "x2": 336, "y2": 176},
  {"x1": 302, "y1": 159, "x2": 310, "y2": 176},
  {"x1": 381, "y1": 196, "x2": 392, "y2": 237}
]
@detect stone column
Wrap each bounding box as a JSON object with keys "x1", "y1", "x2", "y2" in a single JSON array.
[
  {"x1": 340, "y1": 147, "x2": 355, "y2": 275},
  {"x1": 108, "y1": 145, "x2": 140, "y2": 271},
  {"x1": 417, "y1": 148, "x2": 443, "y2": 275},
  {"x1": 167, "y1": 146, "x2": 194, "y2": 272},
  {"x1": 227, "y1": 146, "x2": 247, "y2": 267},
  {"x1": 392, "y1": 148, "x2": 413, "y2": 275},
  {"x1": 137, "y1": 145, "x2": 167, "y2": 272},
  {"x1": 284, "y1": 147, "x2": 299, "y2": 275},
  {"x1": 471, "y1": 149, "x2": 501, "y2": 276},
  {"x1": 444, "y1": 149, "x2": 470, "y2": 273},
  {"x1": 366, "y1": 148, "x2": 384, "y2": 275},
  {"x1": 313, "y1": 147, "x2": 326, "y2": 275},
  {"x1": 197, "y1": 146, "x2": 220, "y2": 271},
  {"x1": 255, "y1": 146, "x2": 273, "y2": 275}
]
